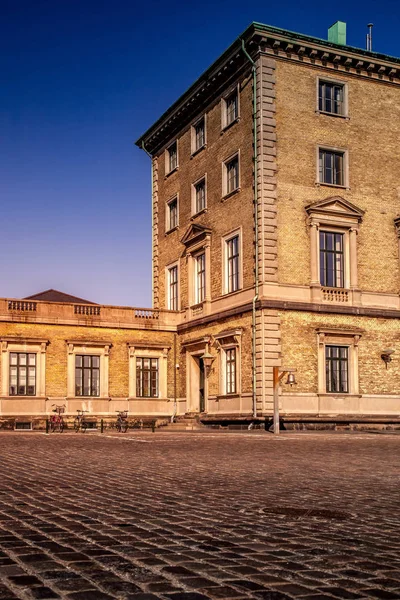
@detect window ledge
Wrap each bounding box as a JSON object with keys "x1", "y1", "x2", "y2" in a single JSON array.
[
  {"x1": 318, "y1": 393, "x2": 362, "y2": 398},
  {"x1": 316, "y1": 182, "x2": 349, "y2": 191},
  {"x1": 315, "y1": 110, "x2": 349, "y2": 120},
  {"x1": 165, "y1": 166, "x2": 179, "y2": 179},
  {"x1": 190, "y1": 208, "x2": 207, "y2": 220},
  {"x1": 216, "y1": 394, "x2": 240, "y2": 401},
  {"x1": 190, "y1": 301, "x2": 205, "y2": 310},
  {"x1": 165, "y1": 225, "x2": 179, "y2": 235},
  {"x1": 222, "y1": 187, "x2": 241, "y2": 201},
  {"x1": 221, "y1": 117, "x2": 240, "y2": 133},
  {"x1": 191, "y1": 145, "x2": 207, "y2": 158}
]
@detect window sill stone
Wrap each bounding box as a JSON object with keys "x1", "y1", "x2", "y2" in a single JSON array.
[{"x1": 222, "y1": 187, "x2": 241, "y2": 201}]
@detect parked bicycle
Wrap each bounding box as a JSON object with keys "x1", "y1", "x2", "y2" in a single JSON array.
[
  {"x1": 74, "y1": 410, "x2": 89, "y2": 433},
  {"x1": 115, "y1": 410, "x2": 128, "y2": 433},
  {"x1": 49, "y1": 404, "x2": 65, "y2": 433}
]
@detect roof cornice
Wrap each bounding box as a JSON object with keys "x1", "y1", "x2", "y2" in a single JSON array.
[{"x1": 136, "y1": 22, "x2": 400, "y2": 155}]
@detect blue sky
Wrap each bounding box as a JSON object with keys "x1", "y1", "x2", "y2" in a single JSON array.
[{"x1": 2, "y1": 0, "x2": 399, "y2": 307}]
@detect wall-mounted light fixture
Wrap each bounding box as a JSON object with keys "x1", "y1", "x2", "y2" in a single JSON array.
[
  {"x1": 200, "y1": 350, "x2": 214, "y2": 378},
  {"x1": 381, "y1": 348, "x2": 395, "y2": 369}
]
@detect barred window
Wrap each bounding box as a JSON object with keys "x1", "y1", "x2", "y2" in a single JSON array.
[
  {"x1": 319, "y1": 149, "x2": 344, "y2": 186},
  {"x1": 319, "y1": 81, "x2": 344, "y2": 115},
  {"x1": 168, "y1": 265, "x2": 178, "y2": 310},
  {"x1": 320, "y1": 231, "x2": 344, "y2": 288},
  {"x1": 326, "y1": 345, "x2": 348, "y2": 393},
  {"x1": 9, "y1": 353, "x2": 36, "y2": 396},
  {"x1": 75, "y1": 355, "x2": 100, "y2": 397},
  {"x1": 194, "y1": 179, "x2": 206, "y2": 213},
  {"x1": 226, "y1": 235, "x2": 240, "y2": 293},
  {"x1": 226, "y1": 348, "x2": 236, "y2": 394},
  {"x1": 136, "y1": 358, "x2": 158, "y2": 398}
]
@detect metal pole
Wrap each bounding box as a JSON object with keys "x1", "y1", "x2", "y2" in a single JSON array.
[{"x1": 273, "y1": 367, "x2": 280, "y2": 435}]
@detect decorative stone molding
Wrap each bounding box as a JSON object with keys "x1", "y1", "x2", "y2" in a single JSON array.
[
  {"x1": 127, "y1": 342, "x2": 169, "y2": 400},
  {"x1": 0, "y1": 338, "x2": 49, "y2": 398},
  {"x1": 316, "y1": 327, "x2": 363, "y2": 396},
  {"x1": 65, "y1": 341, "x2": 112, "y2": 399}
]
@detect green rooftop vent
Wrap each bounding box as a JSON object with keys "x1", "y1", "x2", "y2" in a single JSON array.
[{"x1": 328, "y1": 21, "x2": 347, "y2": 45}]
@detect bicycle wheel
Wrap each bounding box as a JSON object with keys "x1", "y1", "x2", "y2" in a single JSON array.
[
  {"x1": 81, "y1": 421, "x2": 87, "y2": 433},
  {"x1": 116, "y1": 421, "x2": 121, "y2": 433},
  {"x1": 121, "y1": 421, "x2": 128, "y2": 433},
  {"x1": 74, "y1": 418, "x2": 80, "y2": 433}
]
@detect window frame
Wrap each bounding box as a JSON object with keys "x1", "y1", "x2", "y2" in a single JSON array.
[
  {"x1": 75, "y1": 354, "x2": 100, "y2": 397},
  {"x1": 136, "y1": 357, "x2": 159, "y2": 398},
  {"x1": 194, "y1": 251, "x2": 206, "y2": 305},
  {"x1": 66, "y1": 341, "x2": 111, "y2": 399},
  {"x1": 222, "y1": 228, "x2": 242, "y2": 295},
  {"x1": 165, "y1": 141, "x2": 178, "y2": 175},
  {"x1": 317, "y1": 77, "x2": 348, "y2": 118},
  {"x1": 0, "y1": 338, "x2": 48, "y2": 398},
  {"x1": 166, "y1": 195, "x2": 179, "y2": 232},
  {"x1": 128, "y1": 344, "x2": 169, "y2": 400},
  {"x1": 221, "y1": 85, "x2": 240, "y2": 130},
  {"x1": 317, "y1": 146, "x2": 349, "y2": 189},
  {"x1": 325, "y1": 345, "x2": 349, "y2": 394},
  {"x1": 214, "y1": 329, "x2": 242, "y2": 397},
  {"x1": 191, "y1": 175, "x2": 207, "y2": 216},
  {"x1": 222, "y1": 151, "x2": 240, "y2": 198},
  {"x1": 316, "y1": 329, "x2": 361, "y2": 396},
  {"x1": 166, "y1": 261, "x2": 179, "y2": 311},
  {"x1": 191, "y1": 115, "x2": 206, "y2": 155},
  {"x1": 9, "y1": 352, "x2": 36, "y2": 397},
  {"x1": 319, "y1": 230, "x2": 345, "y2": 289}
]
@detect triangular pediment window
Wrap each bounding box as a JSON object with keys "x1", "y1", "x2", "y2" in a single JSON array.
[
  {"x1": 305, "y1": 196, "x2": 364, "y2": 222},
  {"x1": 181, "y1": 224, "x2": 212, "y2": 247}
]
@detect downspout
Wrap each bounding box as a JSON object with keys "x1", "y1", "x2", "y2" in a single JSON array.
[
  {"x1": 141, "y1": 141, "x2": 154, "y2": 307},
  {"x1": 241, "y1": 39, "x2": 258, "y2": 420}
]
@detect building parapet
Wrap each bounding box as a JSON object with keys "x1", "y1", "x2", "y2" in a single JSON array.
[{"x1": 2, "y1": 298, "x2": 179, "y2": 331}]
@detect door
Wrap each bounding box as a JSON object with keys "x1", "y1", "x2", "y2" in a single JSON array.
[{"x1": 199, "y1": 358, "x2": 205, "y2": 413}]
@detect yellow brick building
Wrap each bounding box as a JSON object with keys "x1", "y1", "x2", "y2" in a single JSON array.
[{"x1": 2, "y1": 22, "x2": 399, "y2": 429}]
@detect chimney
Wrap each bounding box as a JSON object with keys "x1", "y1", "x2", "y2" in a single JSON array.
[{"x1": 328, "y1": 21, "x2": 347, "y2": 45}]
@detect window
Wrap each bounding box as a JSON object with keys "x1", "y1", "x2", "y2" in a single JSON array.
[
  {"x1": 223, "y1": 89, "x2": 238, "y2": 127},
  {"x1": 192, "y1": 117, "x2": 205, "y2": 153},
  {"x1": 224, "y1": 154, "x2": 239, "y2": 196},
  {"x1": 319, "y1": 231, "x2": 344, "y2": 288},
  {"x1": 9, "y1": 353, "x2": 36, "y2": 396},
  {"x1": 136, "y1": 358, "x2": 158, "y2": 398},
  {"x1": 128, "y1": 344, "x2": 169, "y2": 400},
  {"x1": 75, "y1": 355, "x2": 100, "y2": 397},
  {"x1": 0, "y1": 338, "x2": 48, "y2": 398},
  {"x1": 167, "y1": 197, "x2": 178, "y2": 231},
  {"x1": 195, "y1": 253, "x2": 206, "y2": 304},
  {"x1": 66, "y1": 341, "x2": 110, "y2": 398},
  {"x1": 318, "y1": 80, "x2": 345, "y2": 116},
  {"x1": 226, "y1": 235, "x2": 240, "y2": 293},
  {"x1": 319, "y1": 149, "x2": 345, "y2": 186},
  {"x1": 225, "y1": 348, "x2": 237, "y2": 394},
  {"x1": 166, "y1": 141, "x2": 178, "y2": 173},
  {"x1": 193, "y1": 178, "x2": 206, "y2": 214},
  {"x1": 325, "y1": 346, "x2": 349, "y2": 393},
  {"x1": 167, "y1": 265, "x2": 178, "y2": 310}
]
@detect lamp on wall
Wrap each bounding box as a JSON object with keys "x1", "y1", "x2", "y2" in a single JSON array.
[
  {"x1": 200, "y1": 350, "x2": 215, "y2": 377},
  {"x1": 381, "y1": 348, "x2": 395, "y2": 369}
]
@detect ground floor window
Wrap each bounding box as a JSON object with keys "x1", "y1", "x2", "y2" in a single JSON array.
[
  {"x1": 9, "y1": 353, "x2": 36, "y2": 396},
  {"x1": 75, "y1": 355, "x2": 100, "y2": 397},
  {"x1": 325, "y1": 346, "x2": 348, "y2": 393},
  {"x1": 136, "y1": 357, "x2": 159, "y2": 398},
  {"x1": 225, "y1": 348, "x2": 237, "y2": 394}
]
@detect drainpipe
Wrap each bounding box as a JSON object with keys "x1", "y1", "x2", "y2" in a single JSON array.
[
  {"x1": 241, "y1": 39, "x2": 258, "y2": 420},
  {"x1": 141, "y1": 141, "x2": 154, "y2": 307}
]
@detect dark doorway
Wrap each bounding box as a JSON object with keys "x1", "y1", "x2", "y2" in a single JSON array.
[{"x1": 199, "y1": 358, "x2": 205, "y2": 413}]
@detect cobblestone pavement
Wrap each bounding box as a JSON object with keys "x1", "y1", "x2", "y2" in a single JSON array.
[{"x1": 0, "y1": 431, "x2": 399, "y2": 600}]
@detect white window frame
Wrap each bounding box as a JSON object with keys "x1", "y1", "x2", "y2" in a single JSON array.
[
  {"x1": 166, "y1": 195, "x2": 179, "y2": 232},
  {"x1": 221, "y1": 85, "x2": 240, "y2": 130},
  {"x1": 166, "y1": 261, "x2": 179, "y2": 311},
  {"x1": 191, "y1": 115, "x2": 206, "y2": 154},
  {"x1": 316, "y1": 329, "x2": 361, "y2": 396},
  {"x1": 194, "y1": 251, "x2": 206, "y2": 305},
  {"x1": 222, "y1": 151, "x2": 240, "y2": 197},
  {"x1": 318, "y1": 227, "x2": 350, "y2": 289},
  {"x1": 222, "y1": 228, "x2": 242, "y2": 294},
  {"x1": 66, "y1": 341, "x2": 111, "y2": 399},
  {"x1": 316, "y1": 76, "x2": 348, "y2": 118},
  {"x1": 191, "y1": 175, "x2": 207, "y2": 216},
  {"x1": 1, "y1": 338, "x2": 48, "y2": 398},
  {"x1": 317, "y1": 145, "x2": 349, "y2": 189},
  {"x1": 128, "y1": 344, "x2": 169, "y2": 399},
  {"x1": 165, "y1": 140, "x2": 178, "y2": 174},
  {"x1": 214, "y1": 329, "x2": 242, "y2": 397}
]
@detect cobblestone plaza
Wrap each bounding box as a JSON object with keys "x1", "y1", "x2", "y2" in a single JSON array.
[{"x1": 0, "y1": 432, "x2": 399, "y2": 599}]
